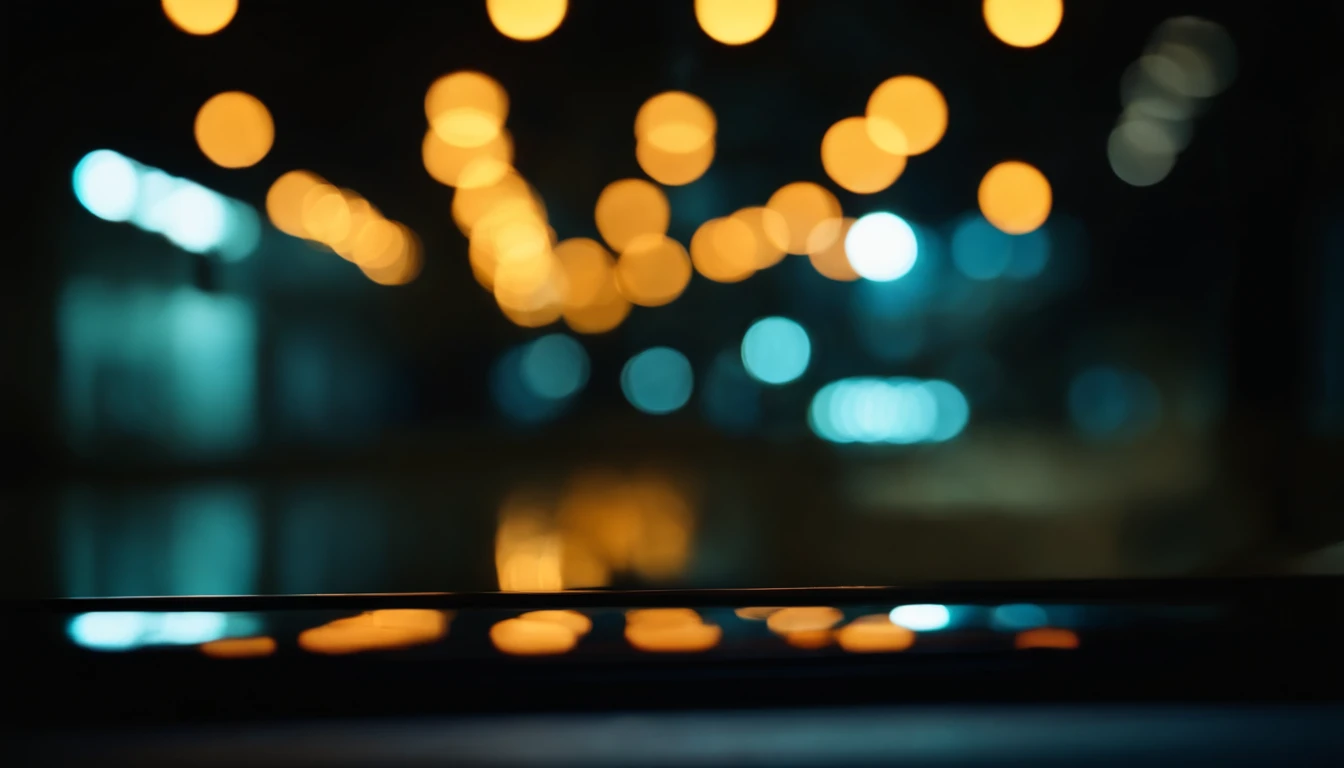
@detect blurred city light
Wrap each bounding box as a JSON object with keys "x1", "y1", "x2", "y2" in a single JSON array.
[
  {"x1": 766, "y1": 606, "x2": 843, "y2": 634},
  {"x1": 889, "y1": 603, "x2": 951, "y2": 631},
  {"x1": 162, "y1": 0, "x2": 237, "y2": 36},
  {"x1": 1108, "y1": 118, "x2": 1178, "y2": 187},
  {"x1": 767, "y1": 182, "x2": 843, "y2": 255},
  {"x1": 982, "y1": 0, "x2": 1064, "y2": 48},
  {"x1": 487, "y1": 0, "x2": 568, "y2": 42},
  {"x1": 194, "y1": 91, "x2": 274, "y2": 169},
  {"x1": 554, "y1": 238, "x2": 631, "y2": 334},
  {"x1": 808, "y1": 218, "x2": 860, "y2": 281},
  {"x1": 865, "y1": 76, "x2": 947, "y2": 155},
  {"x1": 626, "y1": 609, "x2": 722, "y2": 653},
  {"x1": 615, "y1": 234, "x2": 692, "y2": 307},
  {"x1": 635, "y1": 91, "x2": 716, "y2": 154},
  {"x1": 810, "y1": 377, "x2": 969, "y2": 445},
  {"x1": 991, "y1": 603, "x2": 1049, "y2": 631},
  {"x1": 69, "y1": 611, "x2": 256, "y2": 651},
  {"x1": 835, "y1": 614, "x2": 915, "y2": 653},
  {"x1": 637, "y1": 138, "x2": 715, "y2": 186},
  {"x1": 691, "y1": 217, "x2": 757, "y2": 283},
  {"x1": 200, "y1": 636, "x2": 277, "y2": 659},
  {"x1": 425, "y1": 71, "x2": 509, "y2": 148},
  {"x1": 490, "y1": 617, "x2": 579, "y2": 655},
  {"x1": 1068, "y1": 365, "x2": 1162, "y2": 440},
  {"x1": 741, "y1": 316, "x2": 811, "y2": 385},
  {"x1": 423, "y1": 126, "x2": 513, "y2": 188},
  {"x1": 731, "y1": 206, "x2": 789, "y2": 270},
  {"x1": 520, "y1": 333, "x2": 590, "y2": 401},
  {"x1": 622, "y1": 347, "x2": 694, "y2": 414},
  {"x1": 596, "y1": 178, "x2": 670, "y2": 252},
  {"x1": 951, "y1": 213, "x2": 1051, "y2": 281},
  {"x1": 73, "y1": 150, "x2": 259, "y2": 261},
  {"x1": 821, "y1": 116, "x2": 908, "y2": 194},
  {"x1": 695, "y1": 0, "x2": 777, "y2": 46},
  {"x1": 1015, "y1": 627, "x2": 1080, "y2": 649},
  {"x1": 702, "y1": 350, "x2": 761, "y2": 433},
  {"x1": 978, "y1": 161, "x2": 1052, "y2": 235},
  {"x1": 299, "y1": 610, "x2": 449, "y2": 655},
  {"x1": 846, "y1": 212, "x2": 918, "y2": 281}
]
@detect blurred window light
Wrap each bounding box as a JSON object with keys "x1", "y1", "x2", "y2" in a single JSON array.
[
  {"x1": 422, "y1": 127, "x2": 513, "y2": 188},
  {"x1": 808, "y1": 218, "x2": 860, "y2": 281},
  {"x1": 702, "y1": 350, "x2": 761, "y2": 433},
  {"x1": 730, "y1": 206, "x2": 789, "y2": 270},
  {"x1": 1108, "y1": 119, "x2": 1177, "y2": 187},
  {"x1": 194, "y1": 91, "x2": 274, "y2": 169},
  {"x1": 695, "y1": 0, "x2": 776, "y2": 46},
  {"x1": 615, "y1": 233, "x2": 692, "y2": 307},
  {"x1": 741, "y1": 317, "x2": 811, "y2": 385},
  {"x1": 992, "y1": 603, "x2": 1049, "y2": 631},
  {"x1": 637, "y1": 138, "x2": 715, "y2": 186},
  {"x1": 766, "y1": 182, "x2": 843, "y2": 256},
  {"x1": 622, "y1": 347, "x2": 693, "y2": 415},
  {"x1": 978, "y1": 161, "x2": 1052, "y2": 235},
  {"x1": 635, "y1": 91, "x2": 716, "y2": 154},
  {"x1": 520, "y1": 334, "x2": 590, "y2": 401},
  {"x1": 487, "y1": 0, "x2": 568, "y2": 42},
  {"x1": 982, "y1": 0, "x2": 1063, "y2": 48},
  {"x1": 822, "y1": 117, "x2": 907, "y2": 194},
  {"x1": 425, "y1": 71, "x2": 509, "y2": 148},
  {"x1": 1067, "y1": 365, "x2": 1162, "y2": 440},
  {"x1": 690, "y1": 216, "x2": 757, "y2": 283},
  {"x1": 846, "y1": 212, "x2": 918, "y2": 282},
  {"x1": 162, "y1": 0, "x2": 237, "y2": 36},
  {"x1": 809, "y1": 377, "x2": 968, "y2": 445},
  {"x1": 865, "y1": 76, "x2": 947, "y2": 156},
  {"x1": 890, "y1": 604, "x2": 951, "y2": 631},
  {"x1": 73, "y1": 150, "x2": 259, "y2": 260},
  {"x1": 596, "y1": 178, "x2": 670, "y2": 253}
]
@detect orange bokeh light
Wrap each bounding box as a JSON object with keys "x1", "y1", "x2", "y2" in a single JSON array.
[
  {"x1": 983, "y1": 0, "x2": 1064, "y2": 48},
  {"x1": 865, "y1": 75, "x2": 948, "y2": 156},
  {"x1": 978, "y1": 160, "x2": 1052, "y2": 234},
  {"x1": 766, "y1": 182, "x2": 843, "y2": 255},
  {"x1": 1015, "y1": 627, "x2": 1079, "y2": 649},
  {"x1": 690, "y1": 216, "x2": 757, "y2": 283},
  {"x1": 200, "y1": 636, "x2": 276, "y2": 659},
  {"x1": 821, "y1": 117, "x2": 907, "y2": 194},
  {"x1": 194, "y1": 91, "x2": 274, "y2": 169},
  {"x1": 635, "y1": 91, "x2": 717, "y2": 154},
  {"x1": 615, "y1": 233, "x2": 692, "y2": 307},
  {"x1": 425, "y1": 71, "x2": 509, "y2": 148},
  {"x1": 487, "y1": 0, "x2": 568, "y2": 42},
  {"x1": 807, "y1": 217, "x2": 860, "y2": 281},
  {"x1": 162, "y1": 0, "x2": 237, "y2": 35}
]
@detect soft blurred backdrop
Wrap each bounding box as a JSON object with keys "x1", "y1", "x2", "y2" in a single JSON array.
[{"x1": 3, "y1": 0, "x2": 1341, "y2": 598}]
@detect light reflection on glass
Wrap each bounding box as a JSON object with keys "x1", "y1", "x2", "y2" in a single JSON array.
[
  {"x1": 835, "y1": 615, "x2": 916, "y2": 653},
  {"x1": 200, "y1": 636, "x2": 277, "y2": 659},
  {"x1": 625, "y1": 609, "x2": 721, "y2": 653},
  {"x1": 298, "y1": 610, "x2": 449, "y2": 655},
  {"x1": 491, "y1": 617, "x2": 580, "y2": 656},
  {"x1": 1015, "y1": 627, "x2": 1080, "y2": 649},
  {"x1": 889, "y1": 604, "x2": 951, "y2": 631},
  {"x1": 69, "y1": 611, "x2": 258, "y2": 652}
]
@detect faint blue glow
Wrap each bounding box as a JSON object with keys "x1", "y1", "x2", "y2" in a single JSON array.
[
  {"x1": 492, "y1": 346, "x2": 568, "y2": 424},
  {"x1": 72, "y1": 149, "x2": 258, "y2": 260},
  {"x1": 1004, "y1": 227, "x2": 1051, "y2": 280},
  {"x1": 167, "y1": 289, "x2": 257, "y2": 455},
  {"x1": 622, "y1": 347, "x2": 693, "y2": 415},
  {"x1": 952, "y1": 214, "x2": 1052, "y2": 281},
  {"x1": 992, "y1": 603, "x2": 1049, "y2": 631},
  {"x1": 702, "y1": 350, "x2": 760, "y2": 433},
  {"x1": 741, "y1": 317, "x2": 811, "y2": 385},
  {"x1": 1068, "y1": 365, "x2": 1162, "y2": 440},
  {"x1": 73, "y1": 150, "x2": 139, "y2": 222},
  {"x1": 68, "y1": 611, "x2": 246, "y2": 651},
  {"x1": 809, "y1": 377, "x2": 967, "y2": 445},
  {"x1": 923, "y1": 379, "x2": 971, "y2": 441},
  {"x1": 846, "y1": 212, "x2": 918, "y2": 282},
  {"x1": 520, "y1": 334, "x2": 589, "y2": 401},
  {"x1": 890, "y1": 604, "x2": 951, "y2": 631}
]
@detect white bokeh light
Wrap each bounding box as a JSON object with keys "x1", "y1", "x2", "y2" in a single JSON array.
[{"x1": 845, "y1": 212, "x2": 918, "y2": 282}]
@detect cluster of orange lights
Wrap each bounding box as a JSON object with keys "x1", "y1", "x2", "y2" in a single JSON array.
[
  {"x1": 298, "y1": 610, "x2": 450, "y2": 655},
  {"x1": 625, "y1": 608, "x2": 723, "y2": 653},
  {"x1": 490, "y1": 609, "x2": 592, "y2": 656},
  {"x1": 744, "y1": 606, "x2": 917, "y2": 652},
  {"x1": 266, "y1": 171, "x2": 423, "y2": 285}
]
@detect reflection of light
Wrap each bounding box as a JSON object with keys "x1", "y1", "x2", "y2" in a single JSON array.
[
  {"x1": 519, "y1": 610, "x2": 592, "y2": 636},
  {"x1": 766, "y1": 182, "x2": 843, "y2": 255},
  {"x1": 809, "y1": 378, "x2": 969, "y2": 444},
  {"x1": 1016, "y1": 628, "x2": 1079, "y2": 649},
  {"x1": 626, "y1": 610, "x2": 721, "y2": 653},
  {"x1": 786, "y1": 630, "x2": 834, "y2": 649},
  {"x1": 741, "y1": 317, "x2": 811, "y2": 385},
  {"x1": 622, "y1": 347, "x2": 693, "y2": 415},
  {"x1": 491, "y1": 617, "x2": 578, "y2": 656},
  {"x1": 201, "y1": 636, "x2": 276, "y2": 659},
  {"x1": 520, "y1": 334, "x2": 589, "y2": 401},
  {"x1": 978, "y1": 161, "x2": 1051, "y2": 235},
  {"x1": 734, "y1": 607, "x2": 780, "y2": 621},
  {"x1": 1068, "y1": 365, "x2": 1162, "y2": 440},
  {"x1": 889, "y1": 604, "x2": 951, "y2": 631},
  {"x1": 695, "y1": 0, "x2": 776, "y2": 45},
  {"x1": 982, "y1": 0, "x2": 1064, "y2": 48},
  {"x1": 73, "y1": 150, "x2": 259, "y2": 260},
  {"x1": 865, "y1": 76, "x2": 947, "y2": 156},
  {"x1": 635, "y1": 92, "x2": 716, "y2": 154},
  {"x1": 73, "y1": 150, "x2": 138, "y2": 222},
  {"x1": 992, "y1": 603, "x2": 1048, "y2": 631},
  {"x1": 846, "y1": 212, "x2": 918, "y2": 282},
  {"x1": 299, "y1": 610, "x2": 449, "y2": 655},
  {"x1": 69, "y1": 611, "x2": 240, "y2": 651},
  {"x1": 487, "y1": 0, "x2": 568, "y2": 42},
  {"x1": 835, "y1": 615, "x2": 915, "y2": 653},
  {"x1": 162, "y1": 0, "x2": 237, "y2": 36},
  {"x1": 194, "y1": 91, "x2": 274, "y2": 169},
  {"x1": 766, "y1": 607, "x2": 843, "y2": 634},
  {"x1": 822, "y1": 117, "x2": 907, "y2": 194}
]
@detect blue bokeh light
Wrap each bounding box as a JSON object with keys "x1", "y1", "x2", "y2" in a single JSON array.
[
  {"x1": 890, "y1": 604, "x2": 951, "y2": 631},
  {"x1": 991, "y1": 603, "x2": 1049, "y2": 631},
  {"x1": 952, "y1": 213, "x2": 1052, "y2": 281},
  {"x1": 702, "y1": 350, "x2": 760, "y2": 433},
  {"x1": 846, "y1": 212, "x2": 919, "y2": 282},
  {"x1": 808, "y1": 377, "x2": 969, "y2": 445},
  {"x1": 622, "y1": 347, "x2": 693, "y2": 415},
  {"x1": 492, "y1": 346, "x2": 569, "y2": 424},
  {"x1": 520, "y1": 333, "x2": 590, "y2": 401},
  {"x1": 68, "y1": 611, "x2": 241, "y2": 652},
  {"x1": 741, "y1": 316, "x2": 811, "y2": 385},
  {"x1": 73, "y1": 149, "x2": 139, "y2": 222},
  {"x1": 1068, "y1": 365, "x2": 1161, "y2": 440}
]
